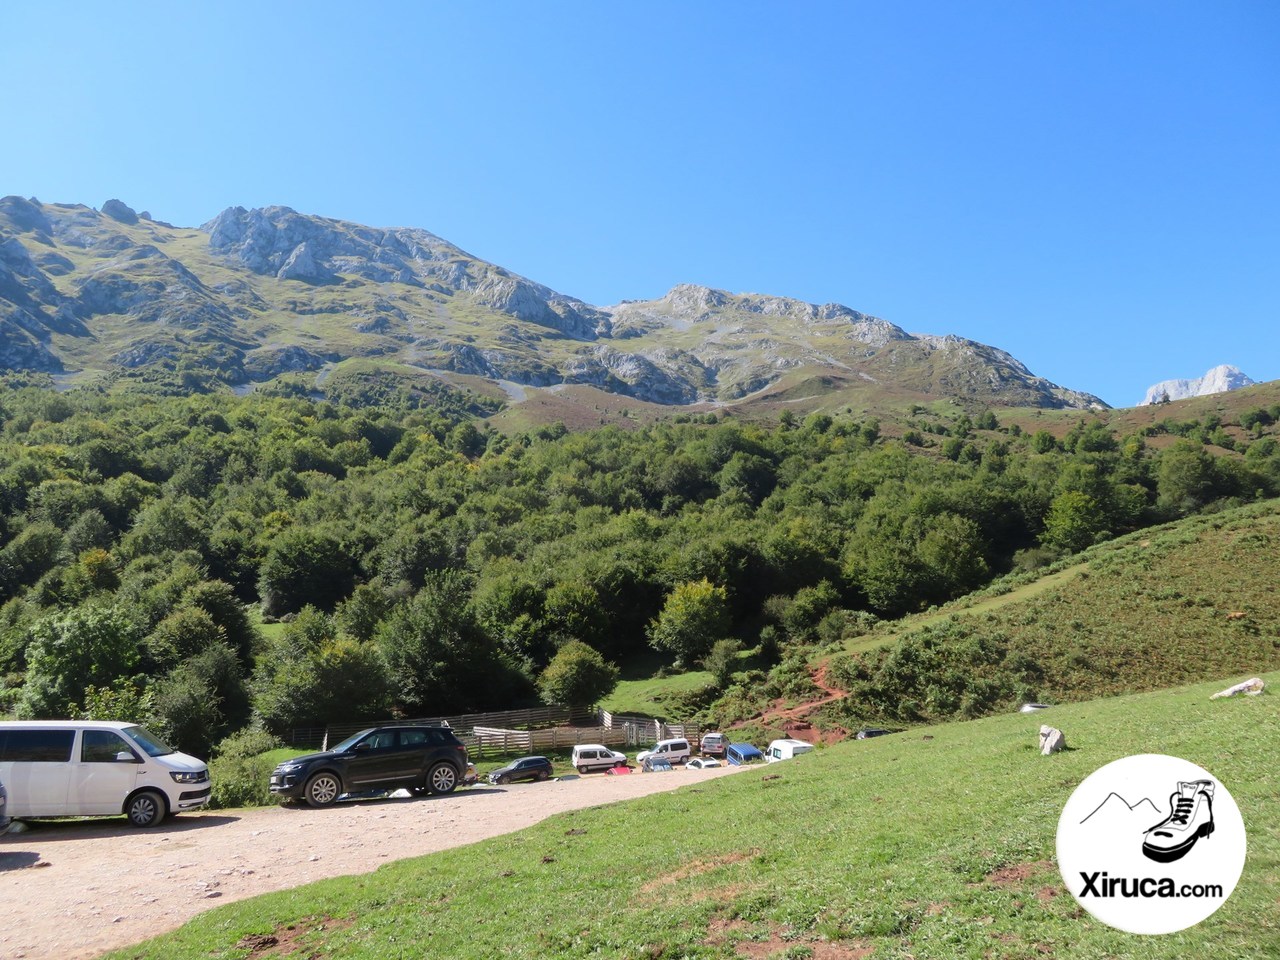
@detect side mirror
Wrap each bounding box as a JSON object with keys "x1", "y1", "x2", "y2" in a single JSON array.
[
  {"x1": 353, "y1": 742, "x2": 372, "y2": 752},
  {"x1": 115, "y1": 751, "x2": 139, "y2": 763}
]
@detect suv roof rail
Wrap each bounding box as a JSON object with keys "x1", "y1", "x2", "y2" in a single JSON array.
[{"x1": 374, "y1": 719, "x2": 452, "y2": 729}]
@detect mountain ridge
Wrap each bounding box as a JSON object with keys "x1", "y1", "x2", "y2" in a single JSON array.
[{"x1": 0, "y1": 196, "x2": 1107, "y2": 411}]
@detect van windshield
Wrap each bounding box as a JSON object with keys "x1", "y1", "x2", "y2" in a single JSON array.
[{"x1": 121, "y1": 725, "x2": 174, "y2": 757}]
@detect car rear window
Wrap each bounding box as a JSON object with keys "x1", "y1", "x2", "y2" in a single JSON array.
[
  {"x1": 0, "y1": 729, "x2": 76, "y2": 762},
  {"x1": 401, "y1": 729, "x2": 449, "y2": 746}
]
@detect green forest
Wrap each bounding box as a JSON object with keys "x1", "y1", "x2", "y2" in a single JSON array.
[{"x1": 2, "y1": 372, "x2": 1279, "y2": 761}]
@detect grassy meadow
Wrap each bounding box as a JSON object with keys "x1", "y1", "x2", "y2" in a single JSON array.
[{"x1": 108, "y1": 671, "x2": 1278, "y2": 959}]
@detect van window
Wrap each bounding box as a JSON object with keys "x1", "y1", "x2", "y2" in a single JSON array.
[
  {"x1": 82, "y1": 730, "x2": 139, "y2": 763},
  {"x1": 0, "y1": 729, "x2": 75, "y2": 762}
]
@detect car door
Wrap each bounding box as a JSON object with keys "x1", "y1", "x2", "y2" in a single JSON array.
[
  {"x1": 395, "y1": 729, "x2": 441, "y2": 783},
  {"x1": 73, "y1": 729, "x2": 143, "y2": 815},
  {"x1": 343, "y1": 730, "x2": 405, "y2": 790}
]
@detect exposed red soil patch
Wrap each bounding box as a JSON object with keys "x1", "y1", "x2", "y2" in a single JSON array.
[
  {"x1": 731, "y1": 662, "x2": 851, "y2": 744},
  {"x1": 985, "y1": 860, "x2": 1057, "y2": 885},
  {"x1": 639, "y1": 849, "x2": 760, "y2": 893},
  {"x1": 236, "y1": 915, "x2": 354, "y2": 957},
  {"x1": 705, "y1": 919, "x2": 872, "y2": 959}
]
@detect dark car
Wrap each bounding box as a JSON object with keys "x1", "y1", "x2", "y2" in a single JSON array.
[
  {"x1": 488, "y1": 756, "x2": 553, "y2": 785},
  {"x1": 269, "y1": 724, "x2": 469, "y2": 808},
  {"x1": 855, "y1": 727, "x2": 892, "y2": 740}
]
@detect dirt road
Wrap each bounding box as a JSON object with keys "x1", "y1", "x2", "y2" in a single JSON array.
[{"x1": 0, "y1": 765, "x2": 748, "y2": 960}]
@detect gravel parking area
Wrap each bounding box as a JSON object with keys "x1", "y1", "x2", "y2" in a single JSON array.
[{"x1": 0, "y1": 764, "x2": 747, "y2": 959}]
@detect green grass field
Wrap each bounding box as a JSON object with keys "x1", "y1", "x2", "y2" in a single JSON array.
[
  {"x1": 599, "y1": 668, "x2": 716, "y2": 717},
  {"x1": 108, "y1": 671, "x2": 1278, "y2": 959}
]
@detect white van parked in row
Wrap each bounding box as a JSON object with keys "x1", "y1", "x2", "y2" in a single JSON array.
[
  {"x1": 766, "y1": 738, "x2": 814, "y2": 762},
  {"x1": 0, "y1": 720, "x2": 211, "y2": 827},
  {"x1": 636, "y1": 738, "x2": 691, "y2": 765},
  {"x1": 570, "y1": 743, "x2": 627, "y2": 773}
]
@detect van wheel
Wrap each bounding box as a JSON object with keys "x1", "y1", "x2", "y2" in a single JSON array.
[
  {"x1": 577, "y1": 764, "x2": 589, "y2": 774},
  {"x1": 126, "y1": 789, "x2": 167, "y2": 828},
  {"x1": 304, "y1": 772, "x2": 342, "y2": 808},
  {"x1": 428, "y1": 762, "x2": 458, "y2": 795}
]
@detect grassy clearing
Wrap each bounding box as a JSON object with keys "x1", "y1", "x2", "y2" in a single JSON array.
[
  {"x1": 108, "y1": 672, "x2": 1279, "y2": 959},
  {"x1": 833, "y1": 565, "x2": 1089, "y2": 659},
  {"x1": 599, "y1": 669, "x2": 716, "y2": 717}
]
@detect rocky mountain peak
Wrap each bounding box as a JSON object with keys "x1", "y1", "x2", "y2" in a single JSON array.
[
  {"x1": 101, "y1": 199, "x2": 139, "y2": 225},
  {"x1": 0, "y1": 196, "x2": 54, "y2": 238},
  {"x1": 1140, "y1": 365, "x2": 1255, "y2": 405}
]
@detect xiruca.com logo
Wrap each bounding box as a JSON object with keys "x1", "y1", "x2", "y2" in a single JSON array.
[{"x1": 1057, "y1": 755, "x2": 1247, "y2": 934}]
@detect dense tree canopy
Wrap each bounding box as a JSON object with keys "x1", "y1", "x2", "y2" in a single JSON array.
[{"x1": 0, "y1": 377, "x2": 1276, "y2": 753}]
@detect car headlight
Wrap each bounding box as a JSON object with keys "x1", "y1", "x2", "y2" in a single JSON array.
[{"x1": 170, "y1": 770, "x2": 207, "y2": 784}]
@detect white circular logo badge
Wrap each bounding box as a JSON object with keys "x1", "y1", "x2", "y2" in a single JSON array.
[{"x1": 1057, "y1": 754, "x2": 1246, "y2": 934}]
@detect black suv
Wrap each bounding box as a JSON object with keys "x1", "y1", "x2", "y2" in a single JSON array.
[{"x1": 270, "y1": 724, "x2": 469, "y2": 807}]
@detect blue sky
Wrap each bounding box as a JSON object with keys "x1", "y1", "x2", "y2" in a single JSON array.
[{"x1": 4, "y1": 2, "x2": 1277, "y2": 407}]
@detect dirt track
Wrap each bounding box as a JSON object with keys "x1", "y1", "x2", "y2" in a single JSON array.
[{"x1": 0, "y1": 765, "x2": 748, "y2": 960}]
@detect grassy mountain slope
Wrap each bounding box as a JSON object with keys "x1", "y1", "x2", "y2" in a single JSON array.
[
  {"x1": 819, "y1": 500, "x2": 1280, "y2": 731},
  {"x1": 1, "y1": 197, "x2": 1106, "y2": 412},
  {"x1": 107, "y1": 672, "x2": 1279, "y2": 959}
]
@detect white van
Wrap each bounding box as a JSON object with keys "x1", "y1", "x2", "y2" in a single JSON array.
[
  {"x1": 636, "y1": 738, "x2": 691, "y2": 765},
  {"x1": 570, "y1": 743, "x2": 627, "y2": 773},
  {"x1": 766, "y1": 738, "x2": 814, "y2": 762},
  {"x1": 0, "y1": 720, "x2": 211, "y2": 827}
]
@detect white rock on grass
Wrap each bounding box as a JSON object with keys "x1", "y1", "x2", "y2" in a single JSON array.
[
  {"x1": 1210, "y1": 677, "x2": 1265, "y2": 699},
  {"x1": 1039, "y1": 725, "x2": 1067, "y2": 755}
]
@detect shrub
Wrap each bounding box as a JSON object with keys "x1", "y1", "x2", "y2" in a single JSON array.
[
  {"x1": 208, "y1": 727, "x2": 285, "y2": 809},
  {"x1": 702, "y1": 638, "x2": 741, "y2": 689}
]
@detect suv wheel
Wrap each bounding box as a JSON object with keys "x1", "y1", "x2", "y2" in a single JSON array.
[
  {"x1": 126, "y1": 789, "x2": 166, "y2": 827},
  {"x1": 305, "y1": 772, "x2": 342, "y2": 807},
  {"x1": 428, "y1": 762, "x2": 458, "y2": 795}
]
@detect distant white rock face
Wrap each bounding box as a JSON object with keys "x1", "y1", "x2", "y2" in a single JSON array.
[{"x1": 1140, "y1": 364, "x2": 1255, "y2": 406}]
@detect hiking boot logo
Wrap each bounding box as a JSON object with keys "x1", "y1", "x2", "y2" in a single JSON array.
[
  {"x1": 1057, "y1": 754, "x2": 1247, "y2": 935},
  {"x1": 1142, "y1": 779, "x2": 1215, "y2": 863}
]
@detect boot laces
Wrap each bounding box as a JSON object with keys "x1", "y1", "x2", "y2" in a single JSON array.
[{"x1": 1170, "y1": 795, "x2": 1195, "y2": 825}]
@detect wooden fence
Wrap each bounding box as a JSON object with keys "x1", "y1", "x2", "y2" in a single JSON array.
[
  {"x1": 469, "y1": 725, "x2": 629, "y2": 758},
  {"x1": 285, "y1": 705, "x2": 699, "y2": 756},
  {"x1": 597, "y1": 710, "x2": 701, "y2": 747},
  {"x1": 286, "y1": 704, "x2": 591, "y2": 751}
]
